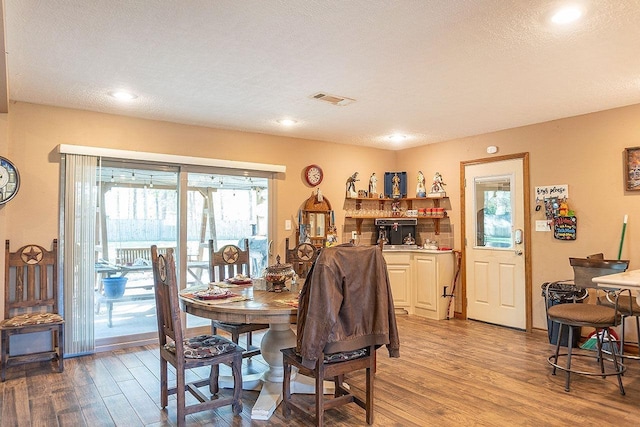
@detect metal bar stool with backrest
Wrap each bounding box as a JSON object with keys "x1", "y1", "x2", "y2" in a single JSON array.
[
  {"x1": 150, "y1": 246, "x2": 243, "y2": 426},
  {"x1": 209, "y1": 239, "x2": 268, "y2": 358},
  {"x1": 1, "y1": 240, "x2": 64, "y2": 382},
  {"x1": 545, "y1": 257, "x2": 629, "y2": 394}
]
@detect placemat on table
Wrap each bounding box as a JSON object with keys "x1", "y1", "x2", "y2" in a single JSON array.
[
  {"x1": 274, "y1": 298, "x2": 299, "y2": 308},
  {"x1": 180, "y1": 292, "x2": 251, "y2": 305}
]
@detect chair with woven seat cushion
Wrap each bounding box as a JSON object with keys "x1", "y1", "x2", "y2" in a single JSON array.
[
  {"x1": 1, "y1": 239, "x2": 64, "y2": 382},
  {"x1": 209, "y1": 239, "x2": 268, "y2": 358},
  {"x1": 545, "y1": 257, "x2": 629, "y2": 394},
  {"x1": 285, "y1": 237, "x2": 321, "y2": 281},
  {"x1": 151, "y1": 246, "x2": 243, "y2": 426},
  {"x1": 281, "y1": 244, "x2": 400, "y2": 425}
]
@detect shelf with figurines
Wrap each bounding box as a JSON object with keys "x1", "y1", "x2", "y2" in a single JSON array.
[{"x1": 344, "y1": 171, "x2": 450, "y2": 234}]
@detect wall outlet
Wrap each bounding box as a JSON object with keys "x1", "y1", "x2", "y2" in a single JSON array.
[
  {"x1": 352, "y1": 231, "x2": 358, "y2": 239},
  {"x1": 285, "y1": 219, "x2": 292, "y2": 230},
  {"x1": 535, "y1": 220, "x2": 551, "y2": 232}
]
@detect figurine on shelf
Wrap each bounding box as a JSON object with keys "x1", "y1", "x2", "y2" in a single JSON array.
[
  {"x1": 369, "y1": 173, "x2": 377, "y2": 196},
  {"x1": 429, "y1": 172, "x2": 446, "y2": 196},
  {"x1": 346, "y1": 172, "x2": 359, "y2": 198},
  {"x1": 416, "y1": 171, "x2": 426, "y2": 198},
  {"x1": 326, "y1": 226, "x2": 338, "y2": 247},
  {"x1": 392, "y1": 173, "x2": 401, "y2": 198}
]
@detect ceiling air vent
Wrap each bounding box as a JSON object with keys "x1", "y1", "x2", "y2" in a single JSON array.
[{"x1": 311, "y1": 92, "x2": 355, "y2": 106}]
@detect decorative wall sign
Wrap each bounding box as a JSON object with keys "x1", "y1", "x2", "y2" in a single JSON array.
[
  {"x1": 553, "y1": 216, "x2": 577, "y2": 240},
  {"x1": 625, "y1": 147, "x2": 640, "y2": 191},
  {"x1": 535, "y1": 184, "x2": 568, "y2": 203}
]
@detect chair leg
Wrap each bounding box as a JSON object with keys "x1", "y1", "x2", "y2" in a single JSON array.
[
  {"x1": 1, "y1": 330, "x2": 7, "y2": 382},
  {"x1": 551, "y1": 322, "x2": 563, "y2": 376},
  {"x1": 564, "y1": 325, "x2": 573, "y2": 392},
  {"x1": 621, "y1": 316, "x2": 627, "y2": 356},
  {"x1": 366, "y1": 364, "x2": 374, "y2": 425},
  {"x1": 282, "y1": 357, "x2": 292, "y2": 418},
  {"x1": 231, "y1": 354, "x2": 243, "y2": 415},
  {"x1": 211, "y1": 321, "x2": 217, "y2": 335},
  {"x1": 57, "y1": 326, "x2": 65, "y2": 373},
  {"x1": 604, "y1": 328, "x2": 625, "y2": 395},
  {"x1": 316, "y1": 362, "x2": 324, "y2": 427},
  {"x1": 595, "y1": 328, "x2": 606, "y2": 377},
  {"x1": 176, "y1": 368, "x2": 186, "y2": 427},
  {"x1": 635, "y1": 315, "x2": 640, "y2": 357},
  {"x1": 209, "y1": 363, "x2": 219, "y2": 395},
  {"x1": 160, "y1": 358, "x2": 169, "y2": 409}
]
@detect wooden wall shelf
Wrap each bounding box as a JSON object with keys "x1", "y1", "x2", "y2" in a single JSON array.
[{"x1": 345, "y1": 196, "x2": 450, "y2": 235}]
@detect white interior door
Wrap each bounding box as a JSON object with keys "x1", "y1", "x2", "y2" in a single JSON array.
[{"x1": 464, "y1": 158, "x2": 526, "y2": 329}]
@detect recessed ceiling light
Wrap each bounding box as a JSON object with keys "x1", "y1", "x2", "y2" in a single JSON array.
[
  {"x1": 551, "y1": 6, "x2": 582, "y2": 24},
  {"x1": 109, "y1": 90, "x2": 138, "y2": 100},
  {"x1": 277, "y1": 118, "x2": 297, "y2": 126},
  {"x1": 388, "y1": 134, "x2": 407, "y2": 142}
]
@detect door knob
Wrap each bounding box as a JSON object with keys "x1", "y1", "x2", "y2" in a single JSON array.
[{"x1": 515, "y1": 250, "x2": 523, "y2": 256}]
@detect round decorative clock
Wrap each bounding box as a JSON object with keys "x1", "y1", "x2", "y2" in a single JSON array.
[
  {"x1": 0, "y1": 156, "x2": 20, "y2": 205},
  {"x1": 304, "y1": 164, "x2": 323, "y2": 187}
]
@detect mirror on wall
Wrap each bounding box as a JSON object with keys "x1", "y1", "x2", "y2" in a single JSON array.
[{"x1": 297, "y1": 191, "x2": 333, "y2": 248}]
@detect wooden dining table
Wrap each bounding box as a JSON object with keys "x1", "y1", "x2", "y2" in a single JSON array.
[{"x1": 179, "y1": 283, "x2": 321, "y2": 420}]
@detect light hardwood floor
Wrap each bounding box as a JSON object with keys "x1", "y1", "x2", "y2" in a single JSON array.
[{"x1": 2, "y1": 315, "x2": 640, "y2": 426}]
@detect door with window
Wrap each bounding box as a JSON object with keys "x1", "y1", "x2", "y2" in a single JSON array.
[{"x1": 463, "y1": 154, "x2": 530, "y2": 330}]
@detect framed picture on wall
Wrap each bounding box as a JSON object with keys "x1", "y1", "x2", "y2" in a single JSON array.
[{"x1": 625, "y1": 147, "x2": 640, "y2": 191}]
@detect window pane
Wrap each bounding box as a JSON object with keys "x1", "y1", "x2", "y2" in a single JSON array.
[
  {"x1": 185, "y1": 172, "x2": 269, "y2": 328},
  {"x1": 474, "y1": 176, "x2": 513, "y2": 248},
  {"x1": 96, "y1": 165, "x2": 178, "y2": 342}
]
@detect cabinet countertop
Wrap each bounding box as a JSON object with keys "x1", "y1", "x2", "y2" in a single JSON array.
[{"x1": 381, "y1": 247, "x2": 452, "y2": 254}]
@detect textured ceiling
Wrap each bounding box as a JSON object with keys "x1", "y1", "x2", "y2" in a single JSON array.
[{"x1": 4, "y1": 1, "x2": 640, "y2": 150}]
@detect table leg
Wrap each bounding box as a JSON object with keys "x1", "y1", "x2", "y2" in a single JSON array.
[{"x1": 251, "y1": 323, "x2": 295, "y2": 420}]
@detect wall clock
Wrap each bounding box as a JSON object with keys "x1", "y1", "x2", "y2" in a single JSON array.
[
  {"x1": 0, "y1": 156, "x2": 20, "y2": 205},
  {"x1": 304, "y1": 164, "x2": 324, "y2": 187}
]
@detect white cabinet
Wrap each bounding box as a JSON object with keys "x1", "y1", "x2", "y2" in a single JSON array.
[
  {"x1": 383, "y1": 250, "x2": 454, "y2": 320},
  {"x1": 413, "y1": 253, "x2": 454, "y2": 320},
  {"x1": 383, "y1": 253, "x2": 412, "y2": 314}
]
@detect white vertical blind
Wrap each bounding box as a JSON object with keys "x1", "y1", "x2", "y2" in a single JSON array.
[{"x1": 63, "y1": 154, "x2": 98, "y2": 355}]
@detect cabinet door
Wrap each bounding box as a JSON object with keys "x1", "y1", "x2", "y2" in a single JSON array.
[
  {"x1": 414, "y1": 255, "x2": 439, "y2": 318},
  {"x1": 383, "y1": 253, "x2": 412, "y2": 314},
  {"x1": 414, "y1": 253, "x2": 454, "y2": 320}
]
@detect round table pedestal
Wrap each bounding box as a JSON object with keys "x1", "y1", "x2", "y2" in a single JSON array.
[{"x1": 260, "y1": 323, "x2": 296, "y2": 382}]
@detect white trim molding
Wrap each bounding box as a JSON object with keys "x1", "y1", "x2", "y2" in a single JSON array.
[{"x1": 58, "y1": 144, "x2": 286, "y2": 173}]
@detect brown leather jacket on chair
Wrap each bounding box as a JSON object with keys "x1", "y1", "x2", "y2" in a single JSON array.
[{"x1": 296, "y1": 244, "x2": 400, "y2": 368}]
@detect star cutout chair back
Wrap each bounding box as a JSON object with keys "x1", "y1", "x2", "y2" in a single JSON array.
[
  {"x1": 209, "y1": 239, "x2": 268, "y2": 358},
  {"x1": 1, "y1": 239, "x2": 64, "y2": 381}
]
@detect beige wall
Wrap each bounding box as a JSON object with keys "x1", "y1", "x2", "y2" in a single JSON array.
[
  {"x1": 2, "y1": 101, "x2": 393, "y2": 265},
  {"x1": 398, "y1": 103, "x2": 640, "y2": 329},
  {"x1": 2, "y1": 101, "x2": 640, "y2": 330}
]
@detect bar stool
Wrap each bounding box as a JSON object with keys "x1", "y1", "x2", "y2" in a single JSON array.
[{"x1": 545, "y1": 257, "x2": 629, "y2": 394}]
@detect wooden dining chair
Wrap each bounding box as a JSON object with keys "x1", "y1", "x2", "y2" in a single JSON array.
[
  {"x1": 282, "y1": 344, "x2": 376, "y2": 426},
  {"x1": 285, "y1": 237, "x2": 321, "y2": 280},
  {"x1": 281, "y1": 245, "x2": 400, "y2": 425},
  {"x1": 150, "y1": 246, "x2": 243, "y2": 426},
  {"x1": 1, "y1": 239, "x2": 64, "y2": 382},
  {"x1": 209, "y1": 239, "x2": 268, "y2": 358}
]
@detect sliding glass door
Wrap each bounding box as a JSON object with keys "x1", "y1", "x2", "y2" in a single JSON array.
[{"x1": 62, "y1": 155, "x2": 272, "y2": 353}]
